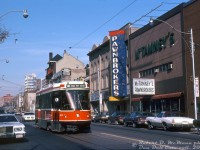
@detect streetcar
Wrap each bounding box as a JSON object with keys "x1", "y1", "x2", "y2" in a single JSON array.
[{"x1": 35, "y1": 81, "x2": 91, "y2": 132}]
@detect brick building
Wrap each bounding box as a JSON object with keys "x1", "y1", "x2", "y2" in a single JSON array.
[{"x1": 129, "y1": 0, "x2": 200, "y2": 118}]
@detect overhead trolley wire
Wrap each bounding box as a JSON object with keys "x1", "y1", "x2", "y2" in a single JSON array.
[{"x1": 69, "y1": 0, "x2": 138, "y2": 49}]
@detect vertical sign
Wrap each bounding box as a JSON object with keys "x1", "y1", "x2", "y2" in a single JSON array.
[
  {"x1": 109, "y1": 30, "x2": 127, "y2": 97},
  {"x1": 195, "y1": 77, "x2": 199, "y2": 97}
]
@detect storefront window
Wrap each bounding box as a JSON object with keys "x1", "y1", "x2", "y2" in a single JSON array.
[
  {"x1": 162, "y1": 99, "x2": 171, "y2": 111},
  {"x1": 151, "y1": 101, "x2": 162, "y2": 115},
  {"x1": 171, "y1": 99, "x2": 179, "y2": 111},
  {"x1": 197, "y1": 103, "x2": 200, "y2": 113},
  {"x1": 132, "y1": 101, "x2": 141, "y2": 112},
  {"x1": 142, "y1": 101, "x2": 150, "y2": 112}
]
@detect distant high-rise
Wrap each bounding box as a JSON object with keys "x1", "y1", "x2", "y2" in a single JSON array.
[{"x1": 24, "y1": 73, "x2": 37, "y2": 92}]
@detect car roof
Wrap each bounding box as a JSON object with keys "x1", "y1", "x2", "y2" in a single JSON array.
[{"x1": 0, "y1": 114, "x2": 15, "y2": 116}]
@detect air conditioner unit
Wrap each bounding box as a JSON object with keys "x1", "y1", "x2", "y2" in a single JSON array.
[
  {"x1": 154, "y1": 68, "x2": 159, "y2": 73},
  {"x1": 168, "y1": 64, "x2": 173, "y2": 70}
]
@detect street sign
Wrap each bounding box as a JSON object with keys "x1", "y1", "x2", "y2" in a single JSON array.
[{"x1": 195, "y1": 77, "x2": 199, "y2": 97}]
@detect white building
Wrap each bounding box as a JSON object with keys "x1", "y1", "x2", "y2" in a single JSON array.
[{"x1": 24, "y1": 73, "x2": 37, "y2": 92}]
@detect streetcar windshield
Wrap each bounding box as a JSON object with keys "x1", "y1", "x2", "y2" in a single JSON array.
[{"x1": 66, "y1": 90, "x2": 90, "y2": 110}]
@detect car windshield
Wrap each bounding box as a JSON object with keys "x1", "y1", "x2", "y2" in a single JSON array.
[
  {"x1": 101, "y1": 112, "x2": 109, "y2": 115},
  {"x1": 164, "y1": 112, "x2": 184, "y2": 117},
  {"x1": 0, "y1": 116, "x2": 18, "y2": 122},
  {"x1": 66, "y1": 90, "x2": 90, "y2": 110},
  {"x1": 24, "y1": 113, "x2": 34, "y2": 115},
  {"x1": 140, "y1": 113, "x2": 153, "y2": 117}
]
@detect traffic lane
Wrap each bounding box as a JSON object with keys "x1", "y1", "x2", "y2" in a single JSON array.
[
  {"x1": 59, "y1": 129, "x2": 134, "y2": 150},
  {"x1": 0, "y1": 122, "x2": 92, "y2": 150},
  {"x1": 92, "y1": 123, "x2": 200, "y2": 149},
  {"x1": 57, "y1": 123, "x2": 200, "y2": 150},
  {"x1": 93, "y1": 123, "x2": 200, "y2": 140}
]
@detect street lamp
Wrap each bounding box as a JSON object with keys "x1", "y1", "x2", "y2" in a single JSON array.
[
  {"x1": 0, "y1": 9, "x2": 28, "y2": 19},
  {"x1": 149, "y1": 17, "x2": 197, "y2": 119}
]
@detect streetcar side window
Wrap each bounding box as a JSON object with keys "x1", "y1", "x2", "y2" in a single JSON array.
[
  {"x1": 52, "y1": 92, "x2": 61, "y2": 109},
  {"x1": 52, "y1": 91, "x2": 72, "y2": 110},
  {"x1": 36, "y1": 93, "x2": 52, "y2": 109},
  {"x1": 36, "y1": 97, "x2": 39, "y2": 109}
]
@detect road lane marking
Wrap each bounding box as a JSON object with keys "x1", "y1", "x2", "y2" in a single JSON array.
[{"x1": 100, "y1": 132, "x2": 186, "y2": 150}]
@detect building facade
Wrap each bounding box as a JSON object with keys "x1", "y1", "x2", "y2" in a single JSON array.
[
  {"x1": 129, "y1": 0, "x2": 200, "y2": 118},
  {"x1": 88, "y1": 37, "x2": 110, "y2": 113},
  {"x1": 88, "y1": 23, "x2": 137, "y2": 114},
  {"x1": 24, "y1": 73, "x2": 37, "y2": 92},
  {"x1": 23, "y1": 92, "x2": 36, "y2": 113},
  {"x1": 45, "y1": 50, "x2": 86, "y2": 85}
]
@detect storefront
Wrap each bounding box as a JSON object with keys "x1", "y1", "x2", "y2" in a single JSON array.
[
  {"x1": 129, "y1": 4, "x2": 188, "y2": 116},
  {"x1": 132, "y1": 92, "x2": 184, "y2": 115}
]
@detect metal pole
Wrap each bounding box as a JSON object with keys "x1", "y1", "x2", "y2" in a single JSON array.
[
  {"x1": 0, "y1": 10, "x2": 28, "y2": 19},
  {"x1": 190, "y1": 28, "x2": 197, "y2": 119},
  {"x1": 128, "y1": 24, "x2": 132, "y2": 113},
  {"x1": 98, "y1": 68, "x2": 101, "y2": 114}
]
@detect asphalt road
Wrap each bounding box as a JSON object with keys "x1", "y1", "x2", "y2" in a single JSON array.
[
  {"x1": 0, "y1": 122, "x2": 92, "y2": 150},
  {"x1": 1, "y1": 121, "x2": 200, "y2": 150},
  {"x1": 58, "y1": 122, "x2": 200, "y2": 150}
]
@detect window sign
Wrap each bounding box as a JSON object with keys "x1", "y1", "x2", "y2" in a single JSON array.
[{"x1": 133, "y1": 78, "x2": 155, "y2": 95}]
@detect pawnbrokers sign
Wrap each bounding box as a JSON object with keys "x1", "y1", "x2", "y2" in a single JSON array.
[
  {"x1": 133, "y1": 78, "x2": 155, "y2": 95},
  {"x1": 109, "y1": 30, "x2": 127, "y2": 97}
]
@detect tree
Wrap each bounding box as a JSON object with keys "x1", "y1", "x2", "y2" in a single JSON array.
[{"x1": 0, "y1": 27, "x2": 9, "y2": 43}]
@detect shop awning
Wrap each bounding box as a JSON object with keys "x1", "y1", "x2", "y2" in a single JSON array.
[
  {"x1": 151, "y1": 92, "x2": 183, "y2": 100},
  {"x1": 132, "y1": 97, "x2": 143, "y2": 101},
  {"x1": 131, "y1": 92, "x2": 183, "y2": 101}
]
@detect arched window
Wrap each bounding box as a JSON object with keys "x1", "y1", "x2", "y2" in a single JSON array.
[
  {"x1": 94, "y1": 80, "x2": 96, "y2": 91},
  {"x1": 101, "y1": 58, "x2": 104, "y2": 69},
  {"x1": 101, "y1": 76, "x2": 104, "y2": 89},
  {"x1": 106, "y1": 75, "x2": 108, "y2": 88},
  {"x1": 94, "y1": 62, "x2": 97, "y2": 73}
]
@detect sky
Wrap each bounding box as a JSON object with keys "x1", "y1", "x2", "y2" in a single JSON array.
[{"x1": 0, "y1": 0, "x2": 189, "y2": 96}]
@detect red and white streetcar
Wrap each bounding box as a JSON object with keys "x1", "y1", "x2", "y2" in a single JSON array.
[{"x1": 35, "y1": 81, "x2": 91, "y2": 132}]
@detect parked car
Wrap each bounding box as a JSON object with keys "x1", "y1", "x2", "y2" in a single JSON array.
[
  {"x1": 0, "y1": 114, "x2": 26, "y2": 140},
  {"x1": 146, "y1": 111, "x2": 194, "y2": 131},
  {"x1": 91, "y1": 112, "x2": 99, "y2": 122},
  {"x1": 94, "y1": 112, "x2": 110, "y2": 123},
  {"x1": 123, "y1": 112, "x2": 154, "y2": 128},
  {"x1": 108, "y1": 111, "x2": 128, "y2": 125},
  {"x1": 0, "y1": 109, "x2": 7, "y2": 114},
  {"x1": 22, "y1": 112, "x2": 35, "y2": 121}
]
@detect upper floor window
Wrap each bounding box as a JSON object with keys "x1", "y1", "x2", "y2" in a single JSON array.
[{"x1": 106, "y1": 75, "x2": 108, "y2": 88}]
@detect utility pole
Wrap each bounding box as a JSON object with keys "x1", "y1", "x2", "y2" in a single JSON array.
[{"x1": 190, "y1": 28, "x2": 197, "y2": 119}]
